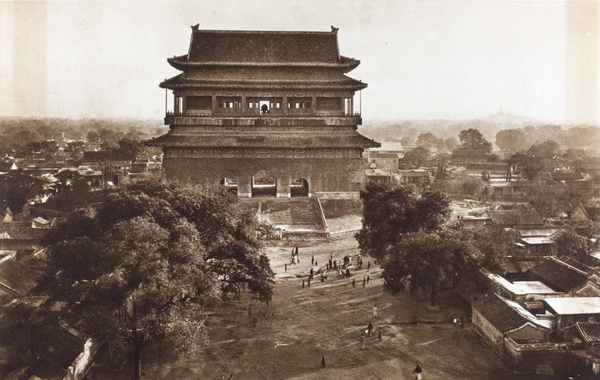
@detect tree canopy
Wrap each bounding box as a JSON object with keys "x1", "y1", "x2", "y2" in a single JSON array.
[
  {"x1": 43, "y1": 182, "x2": 274, "y2": 378},
  {"x1": 381, "y1": 226, "x2": 515, "y2": 306},
  {"x1": 456, "y1": 128, "x2": 493, "y2": 154},
  {"x1": 356, "y1": 182, "x2": 450, "y2": 260}
]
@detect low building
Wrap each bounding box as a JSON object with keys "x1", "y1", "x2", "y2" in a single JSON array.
[
  {"x1": 544, "y1": 297, "x2": 600, "y2": 332},
  {"x1": 485, "y1": 209, "x2": 544, "y2": 229},
  {"x1": 472, "y1": 293, "x2": 576, "y2": 375},
  {"x1": 366, "y1": 141, "x2": 404, "y2": 173},
  {"x1": 398, "y1": 169, "x2": 432, "y2": 187},
  {"x1": 516, "y1": 229, "x2": 562, "y2": 256},
  {"x1": 575, "y1": 322, "x2": 600, "y2": 358}
]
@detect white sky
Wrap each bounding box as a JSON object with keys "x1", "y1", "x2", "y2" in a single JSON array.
[{"x1": 1, "y1": 0, "x2": 599, "y2": 125}]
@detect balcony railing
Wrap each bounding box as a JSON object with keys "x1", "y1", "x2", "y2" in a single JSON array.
[{"x1": 166, "y1": 110, "x2": 361, "y2": 118}]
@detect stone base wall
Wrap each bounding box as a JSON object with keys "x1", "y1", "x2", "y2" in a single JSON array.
[{"x1": 162, "y1": 155, "x2": 366, "y2": 196}]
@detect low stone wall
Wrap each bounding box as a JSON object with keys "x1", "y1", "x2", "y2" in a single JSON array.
[
  {"x1": 503, "y1": 336, "x2": 576, "y2": 375},
  {"x1": 329, "y1": 229, "x2": 361, "y2": 241},
  {"x1": 281, "y1": 230, "x2": 330, "y2": 240}
]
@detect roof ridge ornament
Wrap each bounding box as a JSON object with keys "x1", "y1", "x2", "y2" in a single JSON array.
[
  {"x1": 191, "y1": 23, "x2": 199, "y2": 31},
  {"x1": 331, "y1": 25, "x2": 339, "y2": 33}
]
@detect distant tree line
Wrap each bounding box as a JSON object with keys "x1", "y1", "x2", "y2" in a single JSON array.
[{"x1": 0, "y1": 117, "x2": 167, "y2": 157}]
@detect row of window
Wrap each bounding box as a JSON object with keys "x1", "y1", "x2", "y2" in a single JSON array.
[{"x1": 218, "y1": 101, "x2": 311, "y2": 109}]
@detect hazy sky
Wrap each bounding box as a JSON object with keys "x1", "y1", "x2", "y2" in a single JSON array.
[{"x1": 1, "y1": 0, "x2": 598, "y2": 125}]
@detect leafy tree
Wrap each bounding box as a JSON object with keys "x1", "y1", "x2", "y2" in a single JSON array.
[
  {"x1": 381, "y1": 226, "x2": 515, "y2": 306},
  {"x1": 381, "y1": 230, "x2": 478, "y2": 306},
  {"x1": 415, "y1": 133, "x2": 444, "y2": 150},
  {"x1": 123, "y1": 182, "x2": 274, "y2": 302},
  {"x1": 563, "y1": 126, "x2": 599, "y2": 149},
  {"x1": 508, "y1": 152, "x2": 544, "y2": 180},
  {"x1": 495, "y1": 128, "x2": 530, "y2": 152},
  {"x1": 43, "y1": 183, "x2": 274, "y2": 378},
  {"x1": 528, "y1": 139, "x2": 561, "y2": 160},
  {"x1": 0, "y1": 170, "x2": 45, "y2": 208},
  {"x1": 527, "y1": 182, "x2": 563, "y2": 223},
  {"x1": 555, "y1": 229, "x2": 590, "y2": 264},
  {"x1": 44, "y1": 194, "x2": 217, "y2": 379},
  {"x1": 87, "y1": 130, "x2": 101, "y2": 143},
  {"x1": 356, "y1": 182, "x2": 450, "y2": 260},
  {"x1": 443, "y1": 137, "x2": 459, "y2": 152},
  {"x1": 456, "y1": 128, "x2": 493, "y2": 154},
  {"x1": 402, "y1": 146, "x2": 430, "y2": 167}
]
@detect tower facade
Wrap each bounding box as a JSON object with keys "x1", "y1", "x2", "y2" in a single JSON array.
[{"x1": 149, "y1": 26, "x2": 378, "y2": 197}]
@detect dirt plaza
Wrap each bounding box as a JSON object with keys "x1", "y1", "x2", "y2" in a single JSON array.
[{"x1": 91, "y1": 237, "x2": 560, "y2": 380}]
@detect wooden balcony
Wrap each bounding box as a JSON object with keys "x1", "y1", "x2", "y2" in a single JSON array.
[{"x1": 164, "y1": 112, "x2": 362, "y2": 127}]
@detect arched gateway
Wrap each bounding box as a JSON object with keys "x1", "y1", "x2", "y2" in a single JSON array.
[{"x1": 148, "y1": 27, "x2": 379, "y2": 195}]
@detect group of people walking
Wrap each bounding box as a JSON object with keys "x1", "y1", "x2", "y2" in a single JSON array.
[{"x1": 287, "y1": 246, "x2": 424, "y2": 378}]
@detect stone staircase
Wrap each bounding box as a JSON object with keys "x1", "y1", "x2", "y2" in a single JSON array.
[{"x1": 238, "y1": 197, "x2": 328, "y2": 239}]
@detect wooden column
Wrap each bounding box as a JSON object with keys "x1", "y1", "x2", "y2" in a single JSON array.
[
  {"x1": 211, "y1": 96, "x2": 217, "y2": 112},
  {"x1": 242, "y1": 95, "x2": 247, "y2": 113},
  {"x1": 174, "y1": 96, "x2": 180, "y2": 115},
  {"x1": 283, "y1": 95, "x2": 288, "y2": 115}
]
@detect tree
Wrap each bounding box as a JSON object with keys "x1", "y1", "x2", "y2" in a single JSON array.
[
  {"x1": 495, "y1": 129, "x2": 530, "y2": 152},
  {"x1": 44, "y1": 183, "x2": 274, "y2": 378},
  {"x1": 402, "y1": 146, "x2": 430, "y2": 167},
  {"x1": 443, "y1": 137, "x2": 459, "y2": 152},
  {"x1": 528, "y1": 139, "x2": 561, "y2": 160},
  {"x1": 381, "y1": 226, "x2": 515, "y2": 306},
  {"x1": 527, "y1": 182, "x2": 563, "y2": 223},
  {"x1": 381, "y1": 230, "x2": 478, "y2": 306},
  {"x1": 508, "y1": 152, "x2": 544, "y2": 180},
  {"x1": 415, "y1": 133, "x2": 444, "y2": 150},
  {"x1": 123, "y1": 182, "x2": 274, "y2": 302},
  {"x1": 356, "y1": 182, "x2": 450, "y2": 260},
  {"x1": 0, "y1": 170, "x2": 45, "y2": 208},
  {"x1": 555, "y1": 229, "x2": 590, "y2": 264},
  {"x1": 456, "y1": 128, "x2": 493, "y2": 154}
]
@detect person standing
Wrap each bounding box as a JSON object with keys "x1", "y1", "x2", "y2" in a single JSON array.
[
  {"x1": 284, "y1": 263, "x2": 287, "y2": 273},
  {"x1": 360, "y1": 334, "x2": 366, "y2": 350},
  {"x1": 377, "y1": 327, "x2": 383, "y2": 341},
  {"x1": 311, "y1": 255, "x2": 314, "y2": 265},
  {"x1": 373, "y1": 304, "x2": 378, "y2": 318},
  {"x1": 367, "y1": 321, "x2": 374, "y2": 337},
  {"x1": 302, "y1": 279, "x2": 305, "y2": 288},
  {"x1": 295, "y1": 246, "x2": 299, "y2": 256},
  {"x1": 352, "y1": 278, "x2": 356, "y2": 287},
  {"x1": 413, "y1": 363, "x2": 423, "y2": 380},
  {"x1": 321, "y1": 355, "x2": 326, "y2": 367},
  {"x1": 363, "y1": 277, "x2": 366, "y2": 287}
]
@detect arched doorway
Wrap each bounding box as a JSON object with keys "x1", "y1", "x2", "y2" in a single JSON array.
[
  {"x1": 290, "y1": 178, "x2": 309, "y2": 197},
  {"x1": 219, "y1": 177, "x2": 238, "y2": 195},
  {"x1": 251, "y1": 170, "x2": 277, "y2": 197}
]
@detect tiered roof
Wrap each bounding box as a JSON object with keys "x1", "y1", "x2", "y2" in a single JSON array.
[
  {"x1": 169, "y1": 28, "x2": 358, "y2": 69},
  {"x1": 161, "y1": 28, "x2": 366, "y2": 92}
]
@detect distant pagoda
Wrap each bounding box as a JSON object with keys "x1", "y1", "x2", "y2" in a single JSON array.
[{"x1": 148, "y1": 25, "x2": 378, "y2": 197}]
